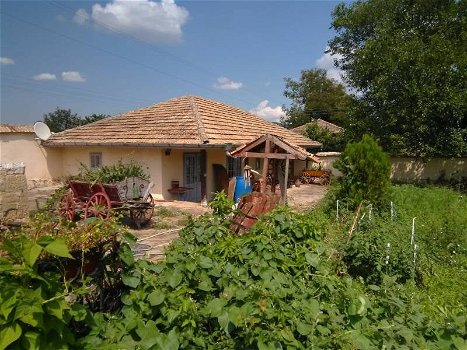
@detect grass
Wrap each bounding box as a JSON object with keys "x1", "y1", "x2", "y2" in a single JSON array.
[
  {"x1": 151, "y1": 206, "x2": 191, "y2": 231},
  {"x1": 315, "y1": 184, "x2": 467, "y2": 319}
]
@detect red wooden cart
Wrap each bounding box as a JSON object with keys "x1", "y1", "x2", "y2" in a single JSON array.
[
  {"x1": 300, "y1": 170, "x2": 331, "y2": 186},
  {"x1": 58, "y1": 177, "x2": 154, "y2": 227}
]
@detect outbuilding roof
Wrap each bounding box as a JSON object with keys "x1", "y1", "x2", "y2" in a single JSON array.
[
  {"x1": 45, "y1": 96, "x2": 320, "y2": 148},
  {"x1": 0, "y1": 124, "x2": 34, "y2": 133},
  {"x1": 291, "y1": 119, "x2": 344, "y2": 136}
]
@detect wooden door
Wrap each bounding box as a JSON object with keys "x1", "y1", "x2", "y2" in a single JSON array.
[{"x1": 183, "y1": 152, "x2": 201, "y2": 202}]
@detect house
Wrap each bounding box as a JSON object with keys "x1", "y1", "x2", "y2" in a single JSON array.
[
  {"x1": 291, "y1": 118, "x2": 344, "y2": 136},
  {"x1": 44, "y1": 96, "x2": 320, "y2": 202},
  {"x1": 0, "y1": 124, "x2": 62, "y2": 187}
]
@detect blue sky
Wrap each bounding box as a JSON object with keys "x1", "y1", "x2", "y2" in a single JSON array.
[{"x1": 1, "y1": 0, "x2": 344, "y2": 124}]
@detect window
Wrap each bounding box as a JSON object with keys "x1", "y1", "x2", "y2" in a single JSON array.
[
  {"x1": 227, "y1": 156, "x2": 242, "y2": 179},
  {"x1": 90, "y1": 152, "x2": 102, "y2": 169}
]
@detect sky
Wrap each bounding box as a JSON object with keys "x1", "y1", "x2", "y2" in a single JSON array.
[{"x1": 0, "y1": 0, "x2": 345, "y2": 124}]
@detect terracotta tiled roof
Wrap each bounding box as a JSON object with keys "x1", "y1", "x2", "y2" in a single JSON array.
[
  {"x1": 0, "y1": 124, "x2": 34, "y2": 133},
  {"x1": 291, "y1": 119, "x2": 343, "y2": 136},
  {"x1": 45, "y1": 96, "x2": 320, "y2": 148}
]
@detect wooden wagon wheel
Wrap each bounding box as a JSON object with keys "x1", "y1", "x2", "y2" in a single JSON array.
[
  {"x1": 301, "y1": 173, "x2": 311, "y2": 184},
  {"x1": 130, "y1": 194, "x2": 154, "y2": 228},
  {"x1": 58, "y1": 189, "x2": 76, "y2": 221},
  {"x1": 319, "y1": 173, "x2": 331, "y2": 186},
  {"x1": 85, "y1": 192, "x2": 111, "y2": 219}
]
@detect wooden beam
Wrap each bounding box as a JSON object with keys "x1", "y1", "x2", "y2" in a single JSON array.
[
  {"x1": 261, "y1": 140, "x2": 271, "y2": 193},
  {"x1": 283, "y1": 158, "x2": 289, "y2": 205},
  {"x1": 244, "y1": 152, "x2": 297, "y2": 160},
  {"x1": 230, "y1": 134, "x2": 268, "y2": 157}
]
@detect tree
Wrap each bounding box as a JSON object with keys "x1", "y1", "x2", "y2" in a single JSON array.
[
  {"x1": 43, "y1": 108, "x2": 81, "y2": 133},
  {"x1": 82, "y1": 114, "x2": 108, "y2": 125},
  {"x1": 281, "y1": 68, "x2": 352, "y2": 129},
  {"x1": 335, "y1": 134, "x2": 391, "y2": 209},
  {"x1": 305, "y1": 123, "x2": 346, "y2": 152},
  {"x1": 329, "y1": 0, "x2": 467, "y2": 157},
  {"x1": 43, "y1": 108, "x2": 108, "y2": 132}
]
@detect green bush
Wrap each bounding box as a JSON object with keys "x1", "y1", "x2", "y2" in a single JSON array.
[
  {"x1": 77, "y1": 160, "x2": 149, "y2": 184},
  {"x1": 343, "y1": 219, "x2": 416, "y2": 284},
  {"x1": 79, "y1": 208, "x2": 464, "y2": 349},
  {"x1": 335, "y1": 135, "x2": 391, "y2": 209},
  {"x1": 0, "y1": 236, "x2": 87, "y2": 350},
  {"x1": 209, "y1": 191, "x2": 234, "y2": 218},
  {"x1": 306, "y1": 123, "x2": 346, "y2": 151}
]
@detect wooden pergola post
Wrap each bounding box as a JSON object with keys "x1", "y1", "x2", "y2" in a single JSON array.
[
  {"x1": 260, "y1": 139, "x2": 271, "y2": 193},
  {"x1": 283, "y1": 157, "x2": 289, "y2": 204}
]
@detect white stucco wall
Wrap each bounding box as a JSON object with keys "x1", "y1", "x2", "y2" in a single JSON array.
[
  {"x1": 61, "y1": 147, "x2": 164, "y2": 199},
  {"x1": 0, "y1": 133, "x2": 63, "y2": 187},
  {"x1": 391, "y1": 157, "x2": 467, "y2": 183},
  {"x1": 60, "y1": 146, "x2": 229, "y2": 202}
]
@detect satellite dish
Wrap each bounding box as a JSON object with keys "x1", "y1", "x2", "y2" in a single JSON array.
[{"x1": 34, "y1": 122, "x2": 51, "y2": 141}]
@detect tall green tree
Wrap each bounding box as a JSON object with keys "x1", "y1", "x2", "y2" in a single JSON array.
[
  {"x1": 329, "y1": 0, "x2": 467, "y2": 157},
  {"x1": 43, "y1": 108, "x2": 108, "y2": 132},
  {"x1": 281, "y1": 68, "x2": 352, "y2": 129},
  {"x1": 335, "y1": 134, "x2": 391, "y2": 209}
]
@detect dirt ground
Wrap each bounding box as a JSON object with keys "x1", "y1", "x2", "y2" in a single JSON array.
[{"x1": 26, "y1": 184, "x2": 327, "y2": 261}]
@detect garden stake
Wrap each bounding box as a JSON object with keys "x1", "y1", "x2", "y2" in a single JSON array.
[
  {"x1": 369, "y1": 204, "x2": 373, "y2": 221},
  {"x1": 359, "y1": 212, "x2": 366, "y2": 224},
  {"x1": 411, "y1": 217, "x2": 416, "y2": 245},
  {"x1": 385, "y1": 242, "x2": 391, "y2": 273},
  {"x1": 348, "y1": 202, "x2": 363, "y2": 243},
  {"x1": 413, "y1": 243, "x2": 418, "y2": 268},
  {"x1": 336, "y1": 200, "x2": 339, "y2": 220},
  {"x1": 390, "y1": 201, "x2": 395, "y2": 221}
]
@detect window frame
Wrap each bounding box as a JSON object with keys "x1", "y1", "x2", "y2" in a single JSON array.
[
  {"x1": 227, "y1": 156, "x2": 243, "y2": 179},
  {"x1": 90, "y1": 152, "x2": 102, "y2": 169}
]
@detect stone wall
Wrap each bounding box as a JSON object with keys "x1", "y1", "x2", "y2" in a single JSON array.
[{"x1": 0, "y1": 163, "x2": 29, "y2": 222}]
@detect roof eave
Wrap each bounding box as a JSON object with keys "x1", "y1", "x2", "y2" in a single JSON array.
[{"x1": 43, "y1": 141, "x2": 228, "y2": 149}]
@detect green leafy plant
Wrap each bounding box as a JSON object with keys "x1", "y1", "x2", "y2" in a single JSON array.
[
  {"x1": 209, "y1": 191, "x2": 234, "y2": 218},
  {"x1": 76, "y1": 160, "x2": 149, "y2": 184},
  {"x1": 79, "y1": 207, "x2": 465, "y2": 349},
  {"x1": 335, "y1": 134, "x2": 391, "y2": 209},
  {"x1": 0, "y1": 236, "x2": 89, "y2": 350},
  {"x1": 306, "y1": 122, "x2": 346, "y2": 152}
]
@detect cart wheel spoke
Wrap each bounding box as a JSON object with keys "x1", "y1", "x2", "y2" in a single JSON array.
[
  {"x1": 130, "y1": 194, "x2": 154, "y2": 228},
  {"x1": 85, "y1": 192, "x2": 111, "y2": 219},
  {"x1": 58, "y1": 189, "x2": 76, "y2": 221}
]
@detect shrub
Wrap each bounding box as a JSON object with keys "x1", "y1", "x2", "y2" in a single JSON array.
[
  {"x1": 0, "y1": 236, "x2": 88, "y2": 349},
  {"x1": 77, "y1": 160, "x2": 149, "y2": 184},
  {"x1": 79, "y1": 208, "x2": 464, "y2": 349},
  {"x1": 335, "y1": 134, "x2": 391, "y2": 208},
  {"x1": 209, "y1": 191, "x2": 234, "y2": 218},
  {"x1": 343, "y1": 219, "x2": 416, "y2": 284}
]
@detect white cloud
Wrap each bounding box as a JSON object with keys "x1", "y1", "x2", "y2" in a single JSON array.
[
  {"x1": 0, "y1": 57, "x2": 15, "y2": 65},
  {"x1": 80, "y1": 0, "x2": 189, "y2": 43},
  {"x1": 250, "y1": 100, "x2": 285, "y2": 122},
  {"x1": 62, "y1": 71, "x2": 86, "y2": 82},
  {"x1": 33, "y1": 73, "x2": 57, "y2": 81},
  {"x1": 214, "y1": 76, "x2": 243, "y2": 90},
  {"x1": 73, "y1": 9, "x2": 90, "y2": 25},
  {"x1": 315, "y1": 50, "x2": 345, "y2": 84}
]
